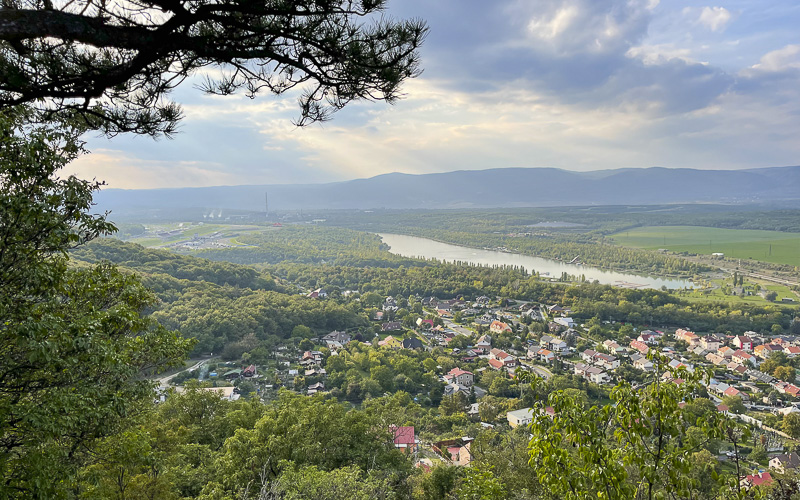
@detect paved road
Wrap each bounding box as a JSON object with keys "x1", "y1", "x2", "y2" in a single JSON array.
[
  {"x1": 156, "y1": 359, "x2": 208, "y2": 388},
  {"x1": 531, "y1": 365, "x2": 553, "y2": 380},
  {"x1": 442, "y1": 319, "x2": 474, "y2": 337}
]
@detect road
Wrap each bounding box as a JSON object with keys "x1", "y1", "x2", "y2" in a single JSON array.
[
  {"x1": 529, "y1": 365, "x2": 553, "y2": 380},
  {"x1": 155, "y1": 359, "x2": 208, "y2": 388},
  {"x1": 442, "y1": 318, "x2": 474, "y2": 337}
]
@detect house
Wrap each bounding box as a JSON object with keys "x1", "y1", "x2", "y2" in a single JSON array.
[
  {"x1": 242, "y1": 364, "x2": 257, "y2": 377},
  {"x1": 433, "y1": 438, "x2": 474, "y2": 466},
  {"x1": 307, "y1": 381, "x2": 325, "y2": 394},
  {"x1": 746, "y1": 369, "x2": 774, "y2": 384},
  {"x1": 378, "y1": 335, "x2": 402, "y2": 349},
  {"x1": 785, "y1": 346, "x2": 800, "y2": 358},
  {"x1": 422, "y1": 296, "x2": 438, "y2": 307},
  {"x1": 769, "y1": 452, "x2": 800, "y2": 473},
  {"x1": 741, "y1": 472, "x2": 772, "y2": 490},
  {"x1": 201, "y1": 386, "x2": 239, "y2": 401},
  {"x1": 548, "y1": 304, "x2": 572, "y2": 315},
  {"x1": 718, "y1": 346, "x2": 735, "y2": 358},
  {"x1": 323, "y1": 330, "x2": 351, "y2": 348},
  {"x1": 581, "y1": 349, "x2": 598, "y2": 363},
  {"x1": 668, "y1": 359, "x2": 693, "y2": 372},
  {"x1": 586, "y1": 366, "x2": 610, "y2": 384},
  {"x1": 733, "y1": 335, "x2": 754, "y2": 351},
  {"x1": 594, "y1": 353, "x2": 620, "y2": 370},
  {"x1": 392, "y1": 426, "x2": 418, "y2": 453},
  {"x1": 507, "y1": 408, "x2": 535, "y2": 428},
  {"x1": 574, "y1": 363, "x2": 610, "y2": 384},
  {"x1": 301, "y1": 350, "x2": 323, "y2": 364},
  {"x1": 553, "y1": 317, "x2": 575, "y2": 328},
  {"x1": 402, "y1": 337, "x2": 424, "y2": 349},
  {"x1": 415, "y1": 318, "x2": 435, "y2": 330},
  {"x1": 489, "y1": 348, "x2": 517, "y2": 367},
  {"x1": 537, "y1": 349, "x2": 555, "y2": 363},
  {"x1": 381, "y1": 322, "x2": 402, "y2": 332},
  {"x1": 475, "y1": 334, "x2": 492, "y2": 349},
  {"x1": 603, "y1": 340, "x2": 626, "y2": 355},
  {"x1": 306, "y1": 288, "x2": 327, "y2": 299},
  {"x1": 489, "y1": 320, "x2": 512, "y2": 334},
  {"x1": 723, "y1": 386, "x2": 749, "y2": 401},
  {"x1": 732, "y1": 349, "x2": 758, "y2": 366},
  {"x1": 699, "y1": 336, "x2": 721, "y2": 351},
  {"x1": 755, "y1": 343, "x2": 783, "y2": 360},
  {"x1": 675, "y1": 328, "x2": 698, "y2": 344},
  {"x1": 444, "y1": 368, "x2": 474, "y2": 386},
  {"x1": 633, "y1": 356, "x2": 654, "y2": 371},
  {"x1": 547, "y1": 337, "x2": 569, "y2": 354},
  {"x1": 630, "y1": 340, "x2": 650, "y2": 355},
  {"x1": 488, "y1": 358, "x2": 505, "y2": 370},
  {"x1": 638, "y1": 333, "x2": 659, "y2": 345},
  {"x1": 705, "y1": 352, "x2": 726, "y2": 366}
]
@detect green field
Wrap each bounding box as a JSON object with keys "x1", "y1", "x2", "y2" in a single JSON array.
[{"x1": 610, "y1": 226, "x2": 800, "y2": 267}]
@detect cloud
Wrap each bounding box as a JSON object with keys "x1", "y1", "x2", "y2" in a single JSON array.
[
  {"x1": 748, "y1": 44, "x2": 800, "y2": 72},
  {"x1": 514, "y1": 0, "x2": 654, "y2": 55},
  {"x1": 71, "y1": 0, "x2": 800, "y2": 189},
  {"x1": 626, "y1": 44, "x2": 699, "y2": 66},
  {"x1": 64, "y1": 149, "x2": 243, "y2": 189},
  {"x1": 697, "y1": 6, "x2": 732, "y2": 32}
]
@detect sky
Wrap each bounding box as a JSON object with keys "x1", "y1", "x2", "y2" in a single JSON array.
[{"x1": 66, "y1": 0, "x2": 800, "y2": 189}]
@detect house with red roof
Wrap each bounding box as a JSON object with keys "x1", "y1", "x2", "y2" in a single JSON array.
[
  {"x1": 537, "y1": 348, "x2": 555, "y2": 363},
  {"x1": 785, "y1": 384, "x2": 800, "y2": 397},
  {"x1": 630, "y1": 340, "x2": 649, "y2": 354},
  {"x1": 444, "y1": 368, "x2": 474, "y2": 386},
  {"x1": 489, "y1": 320, "x2": 512, "y2": 334},
  {"x1": 732, "y1": 350, "x2": 758, "y2": 366},
  {"x1": 391, "y1": 425, "x2": 418, "y2": 453},
  {"x1": 723, "y1": 386, "x2": 749, "y2": 401},
  {"x1": 489, "y1": 348, "x2": 517, "y2": 367},
  {"x1": 741, "y1": 472, "x2": 772, "y2": 490},
  {"x1": 488, "y1": 358, "x2": 505, "y2": 370}
]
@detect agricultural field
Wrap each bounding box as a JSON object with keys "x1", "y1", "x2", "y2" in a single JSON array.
[
  {"x1": 610, "y1": 226, "x2": 800, "y2": 267},
  {"x1": 125, "y1": 222, "x2": 264, "y2": 248}
]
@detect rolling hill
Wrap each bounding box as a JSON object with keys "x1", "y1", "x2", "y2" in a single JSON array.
[{"x1": 93, "y1": 165, "x2": 800, "y2": 215}]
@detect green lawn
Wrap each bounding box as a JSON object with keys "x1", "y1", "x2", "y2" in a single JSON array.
[
  {"x1": 677, "y1": 279, "x2": 798, "y2": 307},
  {"x1": 610, "y1": 226, "x2": 800, "y2": 267},
  {"x1": 128, "y1": 223, "x2": 261, "y2": 248}
]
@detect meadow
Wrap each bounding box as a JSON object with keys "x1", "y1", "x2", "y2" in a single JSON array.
[{"x1": 610, "y1": 226, "x2": 800, "y2": 267}]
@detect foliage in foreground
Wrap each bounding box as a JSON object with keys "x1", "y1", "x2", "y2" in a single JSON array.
[{"x1": 0, "y1": 110, "x2": 191, "y2": 497}]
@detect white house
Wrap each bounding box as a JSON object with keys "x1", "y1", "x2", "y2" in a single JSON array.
[
  {"x1": 507, "y1": 408, "x2": 535, "y2": 428},
  {"x1": 553, "y1": 317, "x2": 575, "y2": 328}
]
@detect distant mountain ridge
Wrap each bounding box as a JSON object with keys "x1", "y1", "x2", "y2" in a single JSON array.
[{"x1": 93, "y1": 165, "x2": 800, "y2": 214}]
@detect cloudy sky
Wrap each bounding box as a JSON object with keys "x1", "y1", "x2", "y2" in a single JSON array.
[{"x1": 66, "y1": 0, "x2": 800, "y2": 189}]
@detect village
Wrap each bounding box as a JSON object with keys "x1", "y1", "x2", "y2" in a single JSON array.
[{"x1": 162, "y1": 291, "x2": 800, "y2": 488}]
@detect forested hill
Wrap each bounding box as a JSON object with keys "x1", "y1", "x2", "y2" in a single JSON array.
[{"x1": 95, "y1": 165, "x2": 800, "y2": 213}]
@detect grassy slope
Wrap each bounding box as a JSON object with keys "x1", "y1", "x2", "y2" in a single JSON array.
[{"x1": 610, "y1": 226, "x2": 800, "y2": 267}]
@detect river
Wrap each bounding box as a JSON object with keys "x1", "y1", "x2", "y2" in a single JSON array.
[{"x1": 379, "y1": 233, "x2": 695, "y2": 290}]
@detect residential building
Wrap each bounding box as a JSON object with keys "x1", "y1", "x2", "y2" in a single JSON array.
[
  {"x1": 392, "y1": 426, "x2": 418, "y2": 453},
  {"x1": 444, "y1": 368, "x2": 474, "y2": 387},
  {"x1": 489, "y1": 320, "x2": 512, "y2": 334},
  {"x1": 770, "y1": 453, "x2": 800, "y2": 473},
  {"x1": 733, "y1": 335, "x2": 754, "y2": 351},
  {"x1": 732, "y1": 349, "x2": 758, "y2": 366},
  {"x1": 378, "y1": 335, "x2": 402, "y2": 349},
  {"x1": 507, "y1": 408, "x2": 535, "y2": 428}
]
